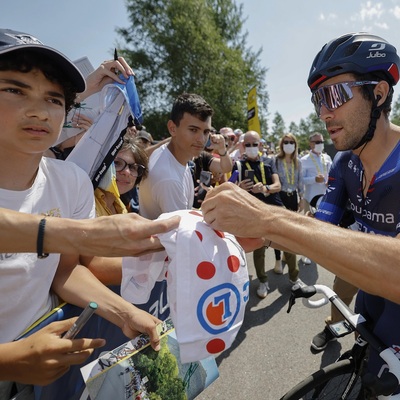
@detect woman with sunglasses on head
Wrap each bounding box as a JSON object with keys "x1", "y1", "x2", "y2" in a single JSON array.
[
  {"x1": 273, "y1": 133, "x2": 305, "y2": 275},
  {"x1": 275, "y1": 133, "x2": 304, "y2": 213}
]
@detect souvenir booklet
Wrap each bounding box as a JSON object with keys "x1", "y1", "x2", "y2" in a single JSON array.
[{"x1": 80, "y1": 318, "x2": 219, "y2": 400}]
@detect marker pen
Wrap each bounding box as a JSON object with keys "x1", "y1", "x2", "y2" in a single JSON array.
[{"x1": 63, "y1": 302, "x2": 98, "y2": 339}]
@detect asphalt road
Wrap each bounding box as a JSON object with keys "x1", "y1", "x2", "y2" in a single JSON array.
[{"x1": 197, "y1": 249, "x2": 356, "y2": 400}]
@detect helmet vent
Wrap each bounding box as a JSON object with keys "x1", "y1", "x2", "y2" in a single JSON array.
[
  {"x1": 344, "y1": 42, "x2": 362, "y2": 57},
  {"x1": 323, "y1": 35, "x2": 351, "y2": 62}
]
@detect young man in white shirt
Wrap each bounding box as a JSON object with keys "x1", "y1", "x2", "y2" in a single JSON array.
[
  {"x1": 138, "y1": 93, "x2": 214, "y2": 320},
  {"x1": 139, "y1": 93, "x2": 214, "y2": 220}
]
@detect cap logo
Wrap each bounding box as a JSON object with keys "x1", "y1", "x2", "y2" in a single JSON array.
[{"x1": 5, "y1": 32, "x2": 43, "y2": 46}]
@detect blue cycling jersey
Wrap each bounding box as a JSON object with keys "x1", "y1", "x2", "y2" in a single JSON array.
[{"x1": 315, "y1": 141, "x2": 400, "y2": 380}]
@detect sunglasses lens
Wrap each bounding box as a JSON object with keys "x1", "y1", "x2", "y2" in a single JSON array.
[
  {"x1": 114, "y1": 159, "x2": 125, "y2": 172},
  {"x1": 245, "y1": 143, "x2": 258, "y2": 147},
  {"x1": 312, "y1": 82, "x2": 353, "y2": 115},
  {"x1": 283, "y1": 141, "x2": 295, "y2": 145}
]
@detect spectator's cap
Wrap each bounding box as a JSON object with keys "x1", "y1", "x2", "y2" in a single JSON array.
[
  {"x1": 137, "y1": 130, "x2": 154, "y2": 144},
  {"x1": 0, "y1": 29, "x2": 86, "y2": 92},
  {"x1": 234, "y1": 129, "x2": 243, "y2": 136}
]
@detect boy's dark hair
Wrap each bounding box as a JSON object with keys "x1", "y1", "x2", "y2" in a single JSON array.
[
  {"x1": 170, "y1": 93, "x2": 213, "y2": 126},
  {"x1": 0, "y1": 50, "x2": 77, "y2": 112}
]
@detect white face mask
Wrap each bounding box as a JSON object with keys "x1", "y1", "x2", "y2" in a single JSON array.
[
  {"x1": 283, "y1": 143, "x2": 295, "y2": 155},
  {"x1": 245, "y1": 147, "x2": 259, "y2": 158},
  {"x1": 313, "y1": 143, "x2": 324, "y2": 153}
]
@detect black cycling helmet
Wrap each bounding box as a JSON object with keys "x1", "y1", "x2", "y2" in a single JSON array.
[
  {"x1": 308, "y1": 32, "x2": 399, "y2": 90},
  {"x1": 308, "y1": 33, "x2": 399, "y2": 150}
]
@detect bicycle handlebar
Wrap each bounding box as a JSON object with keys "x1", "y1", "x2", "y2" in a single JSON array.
[{"x1": 288, "y1": 283, "x2": 400, "y2": 399}]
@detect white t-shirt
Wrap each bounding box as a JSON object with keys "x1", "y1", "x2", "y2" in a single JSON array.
[
  {"x1": 139, "y1": 144, "x2": 194, "y2": 220},
  {"x1": 300, "y1": 151, "x2": 332, "y2": 203},
  {"x1": 0, "y1": 157, "x2": 95, "y2": 342}
]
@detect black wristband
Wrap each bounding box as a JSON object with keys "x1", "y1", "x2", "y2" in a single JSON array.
[
  {"x1": 37, "y1": 218, "x2": 49, "y2": 259},
  {"x1": 218, "y1": 150, "x2": 228, "y2": 156}
]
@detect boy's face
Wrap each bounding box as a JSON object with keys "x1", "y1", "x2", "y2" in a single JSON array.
[
  {"x1": 168, "y1": 112, "x2": 212, "y2": 162},
  {"x1": 0, "y1": 68, "x2": 66, "y2": 155}
]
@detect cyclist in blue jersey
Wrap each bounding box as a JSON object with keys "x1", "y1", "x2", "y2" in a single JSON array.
[
  {"x1": 201, "y1": 32, "x2": 400, "y2": 387},
  {"x1": 307, "y1": 33, "x2": 400, "y2": 354}
]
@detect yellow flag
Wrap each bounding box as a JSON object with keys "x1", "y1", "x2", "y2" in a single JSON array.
[{"x1": 247, "y1": 86, "x2": 261, "y2": 135}]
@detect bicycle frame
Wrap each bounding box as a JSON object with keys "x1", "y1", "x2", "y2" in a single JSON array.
[{"x1": 286, "y1": 284, "x2": 400, "y2": 399}]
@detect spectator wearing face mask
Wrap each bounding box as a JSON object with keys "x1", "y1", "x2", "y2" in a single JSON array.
[
  {"x1": 300, "y1": 132, "x2": 332, "y2": 213},
  {"x1": 275, "y1": 133, "x2": 304, "y2": 212},
  {"x1": 300, "y1": 132, "x2": 332, "y2": 265},
  {"x1": 273, "y1": 133, "x2": 304, "y2": 274},
  {"x1": 230, "y1": 131, "x2": 304, "y2": 299}
]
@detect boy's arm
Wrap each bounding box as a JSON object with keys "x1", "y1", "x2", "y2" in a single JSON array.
[
  {"x1": 80, "y1": 255, "x2": 122, "y2": 286},
  {"x1": 52, "y1": 254, "x2": 161, "y2": 350}
]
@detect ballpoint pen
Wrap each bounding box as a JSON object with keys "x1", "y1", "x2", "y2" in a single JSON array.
[
  {"x1": 63, "y1": 302, "x2": 98, "y2": 339},
  {"x1": 114, "y1": 48, "x2": 119, "y2": 75}
]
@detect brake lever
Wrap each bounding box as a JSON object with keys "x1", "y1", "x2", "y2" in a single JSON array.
[{"x1": 287, "y1": 285, "x2": 317, "y2": 313}]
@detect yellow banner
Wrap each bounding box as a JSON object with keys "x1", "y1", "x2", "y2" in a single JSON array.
[{"x1": 247, "y1": 86, "x2": 261, "y2": 135}]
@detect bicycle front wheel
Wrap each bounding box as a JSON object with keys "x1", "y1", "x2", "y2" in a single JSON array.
[{"x1": 280, "y1": 358, "x2": 363, "y2": 400}]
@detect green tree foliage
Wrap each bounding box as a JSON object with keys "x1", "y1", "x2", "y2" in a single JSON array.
[
  {"x1": 268, "y1": 112, "x2": 285, "y2": 144},
  {"x1": 135, "y1": 338, "x2": 186, "y2": 399},
  {"x1": 265, "y1": 111, "x2": 326, "y2": 152},
  {"x1": 117, "y1": 0, "x2": 268, "y2": 138}
]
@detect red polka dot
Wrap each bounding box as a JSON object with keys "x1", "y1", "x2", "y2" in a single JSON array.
[
  {"x1": 196, "y1": 262, "x2": 216, "y2": 280},
  {"x1": 195, "y1": 230, "x2": 203, "y2": 241},
  {"x1": 206, "y1": 338, "x2": 226, "y2": 354},
  {"x1": 189, "y1": 210, "x2": 203, "y2": 218},
  {"x1": 213, "y1": 229, "x2": 225, "y2": 238},
  {"x1": 227, "y1": 255, "x2": 240, "y2": 272}
]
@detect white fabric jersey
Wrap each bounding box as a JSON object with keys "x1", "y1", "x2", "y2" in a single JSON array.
[
  {"x1": 300, "y1": 151, "x2": 332, "y2": 203},
  {"x1": 0, "y1": 157, "x2": 95, "y2": 342},
  {"x1": 139, "y1": 143, "x2": 194, "y2": 220},
  {"x1": 122, "y1": 210, "x2": 249, "y2": 363}
]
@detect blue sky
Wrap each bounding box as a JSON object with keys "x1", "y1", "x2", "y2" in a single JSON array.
[{"x1": 2, "y1": 0, "x2": 400, "y2": 130}]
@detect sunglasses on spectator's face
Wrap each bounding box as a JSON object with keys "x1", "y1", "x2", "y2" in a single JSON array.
[
  {"x1": 311, "y1": 140, "x2": 324, "y2": 144},
  {"x1": 311, "y1": 80, "x2": 378, "y2": 116},
  {"x1": 283, "y1": 140, "x2": 295, "y2": 145},
  {"x1": 114, "y1": 158, "x2": 146, "y2": 177},
  {"x1": 244, "y1": 143, "x2": 259, "y2": 147}
]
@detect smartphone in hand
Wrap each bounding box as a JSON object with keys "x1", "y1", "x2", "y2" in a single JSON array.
[
  {"x1": 244, "y1": 169, "x2": 255, "y2": 182},
  {"x1": 197, "y1": 171, "x2": 212, "y2": 201}
]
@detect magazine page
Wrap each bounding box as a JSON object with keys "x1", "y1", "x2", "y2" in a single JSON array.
[{"x1": 81, "y1": 318, "x2": 219, "y2": 400}]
